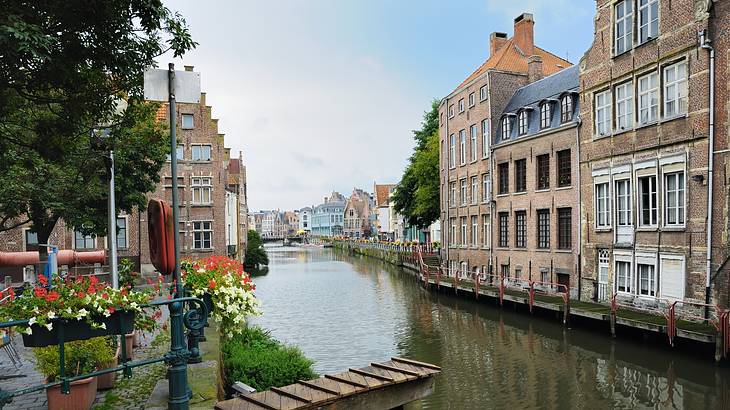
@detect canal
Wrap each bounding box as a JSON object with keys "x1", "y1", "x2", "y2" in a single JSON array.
[{"x1": 251, "y1": 246, "x2": 730, "y2": 409}]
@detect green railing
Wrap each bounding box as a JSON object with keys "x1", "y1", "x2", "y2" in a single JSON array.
[{"x1": 0, "y1": 295, "x2": 208, "y2": 409}]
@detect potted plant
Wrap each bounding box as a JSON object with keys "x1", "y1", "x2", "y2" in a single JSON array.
[
  {"x1": 181, "y1": 256, "x2": 260, "y2": 339},
  {"x1": 0, "y1": 274, "x2": 160, "y2": 347},
  {"x1": 34, "y1": 337, "x2": 114, "y2": 410},
  {"x1": 96, "y1": 337, "x2": 119, "y2": 390}
]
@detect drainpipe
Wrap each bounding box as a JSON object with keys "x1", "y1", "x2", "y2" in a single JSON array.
[
  {"x1": 445, "y1": 98, "x2": 450, "y2": 270},
  {"x1": 576, "y1": 114, "x2": 583, "y2": 301},
  {"x1": 699, "y1": 29, "x2": 715, "y2": 316}
]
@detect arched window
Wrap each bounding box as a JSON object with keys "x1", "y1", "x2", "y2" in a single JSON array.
[
  {"x1": 561, "y1": 95, "x2": 573, "y2": 123},
  {"x1": 518, "y1": 110, "x2": 529, "y2": 135},
  {"x1": 540, "y1": 102, "x2": 552, "y2": 129},
  {"x1": 501, "y1": 117, "x2": 512, "y2": 140}
]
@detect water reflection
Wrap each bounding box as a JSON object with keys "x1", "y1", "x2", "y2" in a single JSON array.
[{"x1": 250, "y1": 247, "x2": 729, "y2": 409}]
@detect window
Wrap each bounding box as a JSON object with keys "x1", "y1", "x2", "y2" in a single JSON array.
[
  {"x1": 449, "y1": 218, "x2": 456, "y2": 246},
  {"x1": 540, "y1": 103, "x2": 552, "y2": 129},
  {"x1": 191, "y1": 144, "x2": 212, "y2": 161},
  {"x1": 498, "y1": 212, "x2": 509, "y2": 248},
  {"x1": 182, "y1": 114, "x2": 194, "y2": 129},
  {"x1": 615, "y1": 0, "x2": 633, "y2": 54},
  {"x1": 469, "y1": 93, "x2": 475, "y2": 107},
  {"x1": 515, "y1": 159, "x2": 527, "y2": 193},
  {"x1": 537, "y1": 209, "x2": 550, "y2": 249},
  {"x1": 561, "y1": 95, "x2": 573, "y2": 123},
  {"x1": 664, "y1": 62, "x2": 688, "y2": 118},
  {"x1": 515, "y1": 211, "x2": 526, "y2": 248},
  {"x1": 638, "y1": 175, "x2": 657, "y2": 226},
  {"x1": 498, "y1": 163, "x2": 509, "y2": 194},
  {"x1": 638, "y1": 72, "x2": 659, "y2": 124},
  {"x1": 558, "y1": 208, "x2": 572, "y2": 249},
  {"x1": 502, "y1": 117, "x2": 512, "y2": 140},
  {"x1": 615, "y1": 179, "x2": 632, "y2": 227},
  {"x1": 482, "y1": 214, "x2": 490, "y2": 248},
  {"x1": 480, "y1": 85, "x2": 488, "y2": 101},
  {"x1": 481, "y1": 119, "x2": 490, "y2": 157},
  {"x1": 616, "y1": 260, "x2": 632, "y2": 293},
  {"x1": 458, "y1": 99, "x2": 465, "y2": 113},
  {"x1": 192, "y1": 177, "x2": 212, "y2": 204},
  {"x1": 24, "y1": 230, "x2": 39, "y2": 251},
  {"x1": 518, "y1": 111, "x2": 529, "y2": 135},
  {"x1": 482, "y1": 174, "x2": 490, "y2": 202},
  {"x1": 598, "y1": 250, "x2": 610, "y2": 285},
  {"x1": 470, "y1": 125, "x2": 478, "y2": 162},
  {"x1": 501, "y1": 265, "x2": 510, "y2": 280},
  {"x1": 595, "y1": 90, "x2": 612, "y2": 136},
  {"x1": 471, "y1": 216, "x2": 479, "y2": 246},
  {"x1": 193, "y1": 221, "x2": 213, "y2": 249},
  {"x1": 116, "y1": 217, "x2": 128, "y2": 249},
  {"x1": 557, "y1": 149, "x2": 571, "y2": 187},
  {"x1": 536, "y1": 154, "x2": 550, "y2": 190},
  {"x1": 638, "y1": 263, "x2": 657, "y2": 296},
  {"x1": 595, "y1": 182, "x2": 611, "y2": 228},
  {"x1": 167, "y1": 145, "x2": 184, "y2": 161},
  {"x1": 638, "y1": 0, "x2": 659, "y2": 44},
  {"x1": 459, "y1": 130, "x2": 466, "y2": 165},
  {"x1": 449, "y1": 182, "x2": 456, "y2": 207},
  {"x1": 460, "y1": 217, "x2": 467, "y2": 246},
  {"x1": 449, "y1": 105, "x2": 455, "y2": 118},
  {"x1": 471, "y1": 176, "x2": 478, "y2": 205},
  {"x1": 460, "y1": 179, "x2": 467, "y2": 206},
  {"x1": 449, "y1": 134, "x2": 456, "y2": 168},
  {"x1": 664, "y1": 171, "x2": 685, "y2": 227},
  {"x1": 615, "y1": 81, "x2": 634, "y2": 130},
  {"x1": 74, "y1": 230, "x2": 95, "y2": 249}
]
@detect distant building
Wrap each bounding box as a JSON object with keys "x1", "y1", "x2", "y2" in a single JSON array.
[
  {"x1": 298, "y1": 207, "x2": 313, "y2": 234},
  {"x1": 224, "y1": 191, "x2": 239, "y2": 258},
  {"x1": 283, "y1": 211, "x2": 299, "y2": 237},
  {"x1": 373, "y1": 183, "x2": 396, "y2": 240},
  {"x1": 344, "y1": 188, "x2": 374, "y2": 239},
  {"x1": 226, "y1": 150, "x2": 248, "y2": 262},
  {"x1": 311, "y1": 192, "x2": 346, "y2": 237},
  {"x1": 261, "y1": 210, "x2": 285, "y2": 239}
]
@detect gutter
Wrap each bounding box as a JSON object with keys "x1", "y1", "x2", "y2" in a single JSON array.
[
  {"x1": 576, "y1": 115, "x2": 583, "y2": 301},
  {"x1": 699, "y1": 29, "x2": 715, "y2": 316}
]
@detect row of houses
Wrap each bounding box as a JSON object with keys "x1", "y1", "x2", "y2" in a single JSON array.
[
  {"x1": 439, "y1": 2, "x2": 729, "y2": 310},
  {"x1": 0, "y1": 67, "x2": 249, "y2": 280}
]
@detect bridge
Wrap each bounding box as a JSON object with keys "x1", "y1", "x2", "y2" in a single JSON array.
[{"x1": 261, "y1": 236, "x2": 305, "y2": 244}]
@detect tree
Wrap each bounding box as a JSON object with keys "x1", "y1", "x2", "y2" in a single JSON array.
[
  {"x1": 392, "y1": 100, "x2": 440, "y2": 229},
  {"x1": 0, "y1": 0, "x2": 196, "y2": 251},
  {"x1": 245, "y1": 230, "x2": 269, "y2": 268}
]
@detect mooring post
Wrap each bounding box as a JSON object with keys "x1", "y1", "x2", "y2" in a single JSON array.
[{"x1": 610, "y1": 293, "x2": 617, "y2": 338}]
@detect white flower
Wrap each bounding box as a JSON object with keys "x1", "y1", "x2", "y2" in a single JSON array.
[
  {"x1": 45, "y1": 323, "x2": 53, "y2": 331},
  {"x1": 32, "y1": 306, "x2": 39, "y2": 314},
  {"x1": 47, "y1": 311, "x2": 56, "y2": 319},
  {"x1": 76, "y1": 309, "x2": 89, "y2": 319},
  {"x1": 99, "y1": 323, "x2": 107, "y2": 330},
  {"x1": 22, "y1": 327, "x2": 32, "y2": 335},
  {"x1": 103, "y1": 309, "x2": 111, "y2": 317},
  {"x1": 66, "y1": 307, "x2": 72, "y2": 315},
  {"x1": 28, "y1": 317, "x2": 37, "y2": 326}
]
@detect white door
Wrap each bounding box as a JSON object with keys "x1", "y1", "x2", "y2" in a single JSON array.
[
  {"x1": 615, "y1": 179, "x2": 634, "y2": 245},
  {"x1": 660, "y1": 255, "x2": 685, "y2": 301},
  {"x1": 597, "y1": 249, "x2": 610, "y2": 301}
]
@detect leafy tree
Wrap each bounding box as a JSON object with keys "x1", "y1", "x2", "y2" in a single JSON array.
[
  {"x1": 392, "y1": 100, "x2": 440, "y2": 228},
  {"x1": 0, "y1": 0, "x2": 196, "y2": 253},
  {"x1": 245, "y1": 230, "x2": 269, "y2": 268}
]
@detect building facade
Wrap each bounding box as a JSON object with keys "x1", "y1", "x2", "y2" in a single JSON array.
[
  {"x1": 439, "y1": 13, "x2": 572, "y2": 277},
  {"x1": 374, "y1": 183, "x2": 396, "y2": 240},
  {"x1": 578, "y1": 0, "x2": 728, "y2": 307},
  {"x1": 298, "y1": 207, "x2": 313, "y2": 234},
  {"x1": 344, "y1": 188, "x2": 374, "y2": 239},
  {"x1": 311, "y1": 192, "x2": 346, "y2": 237},
  {"x1": 226, "y1": 151, "x2": 248, "y2": 262},
  {"x1": 493, "y1": 65, "x2": 580, "y2": 294}
]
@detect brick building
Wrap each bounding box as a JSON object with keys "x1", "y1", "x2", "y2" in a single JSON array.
[
  {"x1": 578, "y1": 0, "x2": 728, "y2": 307},
  {"x1": 492, "y1": 65, "x2": 580, "y2": 294},
  {"x1": 439, "y1": 13, "x2": 571, "y2": 277},
  {"x1": 343, "y1": 188, "x2": 374, "y2": 239},
  {"x1": 225, "y1": 150, "x2": 249, "y2": 262}
]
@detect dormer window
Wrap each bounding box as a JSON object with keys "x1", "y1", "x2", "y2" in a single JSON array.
[
  {"x1": 501, "y1": 117, "x2": 512, "y2": 141},
  {"x1": 517, "y1": 111, "x2": 529, "y2": 136},
  {"x1": 561, "y1": 95, "x2": 573, "y2": 123},
  {"x1": 540, "y1": 102, "x2": 552, "y2": 129}
]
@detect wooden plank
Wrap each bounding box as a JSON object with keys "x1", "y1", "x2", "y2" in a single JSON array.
[
  {"x1": 349, "y1": 367, "x2": 394, "y2": 382},
  {"x1": 361, "y1": 365, "x2": 408, "y2": 383},
  {"x1": 271, "y1": 386, "x2": 311, "y2": 403},
  {"x1": 296, "y1": 380, "x2": 340, "y2": 396},
  {"x1": 342, "y1": 370, "x2": 378, "y2": 388},
  {"x1": 236, "y1": 393, "x2": 278, "y2": 410},
  {"x1": 325, "y1": 374, "x2": 368, "y2": 389},
  {"x1": 371, "y1": 362, "x2": 421, "y2": 377},
  {"x1": 391, "y1": 357, "x2": 442, "y2": 371}
]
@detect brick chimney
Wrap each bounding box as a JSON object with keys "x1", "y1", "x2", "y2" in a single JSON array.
[
  {"x1": 490, "y1": 32, "x2": 508, "y2": 56},
  {"x1": 527, "y1": 55, "x2": 543, "y2": 83},
  {"x1": 513, "y1": 13, "x2": 534, "y2": 56},
  {"x1": 184, "y1": 65, "x2": 194, "y2": 72}
]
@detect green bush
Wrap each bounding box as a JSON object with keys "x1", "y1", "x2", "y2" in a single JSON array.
[
  {"x1": 222, "y1": 326, "x2": 317, "y2": 392},
  {"x1": 244, "y1": 230, "x2": 269, "y2": 268},
  {"x1": 34, "y1": 337, "x2": 115, "y2": 381}
]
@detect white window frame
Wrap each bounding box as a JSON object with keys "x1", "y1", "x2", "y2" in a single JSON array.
[
  {"x1": 460, "y1": 179, "x2": 467, "y2": 206},
  {"x1": 598, "y1": 249, "x2": 610, "y2": 287},
  {"x1": 638, "y1": 71, "x2": 659, "y2": 125},
  {"x1": 181, "y1": 114, "x2": 194, "y2": 129},
  {"x1": 449, "y1": 182, "x2": 456, "y2": 207},
  {"x1": 449, "y1": 218, "x2": 456, "y2": 247},
  {"x1": 540, "y1": 103, "x2": 551, "y2": 129},
  {"x1": 637, "y1": 261, "x2": 657, "y2": 297},
  {"x1": 470, "y1": 125, "x2": 478, "y2": 162},
  {"x1": 664, "y1": 61, "x2": 688, "y2": 118},
  {"x1": 663, "y1": 170, "x2": 686, "y2": 228},
  {"x1": 595, "y1": 182, "x2": 611, "y2": 228},
  {"x1": 460, "y1": 217, "x2": 467, "y2": 246},
  {"x1": 191, "y1": 144, "x2": 212, "y2": 161},
  {"x1": 468, "y1": 93, "x2": 475, "y2": 107},
  {"x1": 482, "y1": 174, "x2": 490, "y2": 202},
  {"x1": 615, "y1": 81, "x2": 634, "y2": 131},
  {"x1": 449, "y1": 105, "x2": 455, "y2": 118},
  {"x1": 191, "y1": 176, "x2": 213, "y2": 205},
  {"x1": 614, "y1": 0, "x2": 633, "y2": 55},
  {"x1": 116, "y1": 215, "x2": 128, "y2": 249},
  {"x1": 74, "y1": 230, "x2": 96, "y2": 250},
  {"x1": 480, "y1": 85, "x2": 488, "y2": 101},
  {"x1": 167, "y1": 144, "x2": 184, "y2": 162},
  {"x1": 561, "y1": 95, "x2": 573, "y2": 123},
  {"x1": 459, "y1": 130, "x2": 466, "y2": 165},
  {"x1": 449, "y1": 134, "x2": 456, "y2": 168},
  {"x1": 482, "y1": 214, "x2": 491, "y2": 248},
  {"x1": 638, "y1": 0, "x2": 659, "y2": 44},
  {"x1": 471, "y1": 215, "x2": 479, "y2": 247},
  {"x1": 481, "y1": 119, "x2": 490, "y2": 158},
  {"x1": 471, "y1": 176, "x2": 478, "y2": 205},
  {"x1": 614, "y1": 252, "x2": 633, "y2": 295},
  {"x1": 458, "y1": 99, "x2": 465, "y2": 113},
  {"x1": 595, "y1": 90, "x2": 612, "y2": 136},
  {"x1": 501, "y1": 117, "x2": 512, "y2": 140},
  {"x1": 637, "y1": 173, "x2": 658, "y2": 227},
  {"x1": 615, "y1": 178, "x2": 632, "y2": 228},
  {"x1": 192, "y1": 221, "x2": 213, "y2": 250},
  {"x1": 518, "y1": 111, "x2": 529, "y2": 136}
]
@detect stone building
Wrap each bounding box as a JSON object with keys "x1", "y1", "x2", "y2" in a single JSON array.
[
  {"x1": 311, "y1": 192, "x2": 346, "y2": 237},
  {"x1": 492, "y1": 65, "x2": 580, "y2": 294},
  {"x1": 343, "y1": 188, "x2": 374, "y2": 239},
  {"x1": 298, "y1": 207, "x2": 313, "y2": 234},
  {"x1": 439, "y1": 12, "x2": 571, "y2": 277},
  {"x1": 578, "y1": 0, "x2": 728, "y2": 307},
  {"x1": 373, "y1": 183, "x2": 396, "y2": 240}
]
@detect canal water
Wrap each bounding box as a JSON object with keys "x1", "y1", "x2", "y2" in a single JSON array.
[{"x1": 250, "y1": 246, "x2": 730, "y2": 409}]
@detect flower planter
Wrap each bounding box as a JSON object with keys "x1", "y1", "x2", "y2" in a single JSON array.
[
  {"x1": 96, "y1": 350, "x2": 119, "y2": 390},
  {"x1": 22, "y1": 311, "x2": 135, "y2": 348},
  {"x1": 133, "y1": 330, "x2": 141, "y2": 347},
  {"x1": 46, "y1": 376, "x2": 97, "y2": 410},
  {"x1": 123, "y1": 333, "x2": 135, "y2": 360}
]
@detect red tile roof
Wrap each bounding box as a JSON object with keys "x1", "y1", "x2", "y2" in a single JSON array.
[{"x1": 374, "y1": 184, "x2": 396, "y2": 207}]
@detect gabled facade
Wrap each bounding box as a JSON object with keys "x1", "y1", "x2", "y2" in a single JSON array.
[
  {"x1": 373, "y1": 183, "x2": 396, "y2": 240},
  {"x1": 311, "y1": 192, "x2": 346, "y2": 237},
  {"x1": 344, "y1": 188, "x2": 374, "y2": 239}
]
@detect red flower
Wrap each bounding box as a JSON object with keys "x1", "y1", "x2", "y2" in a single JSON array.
[
  {"x1": 34, "y1": 287, "x2": 47, "y2": 298},
  {"x1": 108, "y1": 307, "x2": 116, "y2": 314},
  {"x1": 101, "y1": 293, "x2": 109, "y2": 300},
  {"x1": 77, "y1": 291, "x2": 86, "y2": 299},
  {"x1": 37, "y1": 275, "x2": 48, "y2": 285},
  {"x1": 45, "y1": 291, "x2": 60, "y2": 302},
  {"x1": 207, "y1": 279, "x2": 216, "y2": 290}
]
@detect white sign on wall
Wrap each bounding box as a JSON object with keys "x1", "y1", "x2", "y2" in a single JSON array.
[{"x1": 143, "y1": 68, "x2": 201, "y2": 104}]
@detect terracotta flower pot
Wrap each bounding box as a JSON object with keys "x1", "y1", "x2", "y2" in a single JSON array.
[
  {"x1": 133, "y1": 330, "x2": 141, "y2": 348},
  {"x1": 96, "y1": 350, "x2": 119, "y2": 390},
  {"x1": 123, "y1": 333, "x2": 135, "y2": 360},
  {"x1": 46, "y1": 376, "x2": 97, "y2": 410}
]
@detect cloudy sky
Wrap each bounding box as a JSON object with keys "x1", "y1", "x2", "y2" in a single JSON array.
[{"x1": 162, "y1": 0, "x2": 595, "y2": 211}]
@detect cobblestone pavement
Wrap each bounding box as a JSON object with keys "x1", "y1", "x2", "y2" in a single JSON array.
[{"x1": 0, "y1": 334, "x2": 46, "y2": 410}]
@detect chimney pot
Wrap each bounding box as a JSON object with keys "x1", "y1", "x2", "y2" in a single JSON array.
[
  {"x1": 513, "y1": 13, "x2": 535, "y2": 56},
  {"x1": 184, "y1": 65, "x2": 194, "y2": 72},
  {"x1": 490, "y1": 32, "x2": 508, "y2": 56}
]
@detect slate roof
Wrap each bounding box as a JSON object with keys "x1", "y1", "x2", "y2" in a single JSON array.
[{"x1": 495, "y1": 64, "x2": 580, "y2": 145}]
